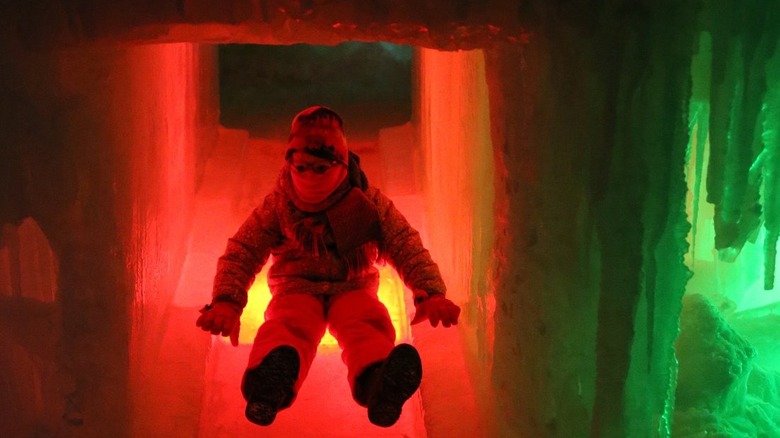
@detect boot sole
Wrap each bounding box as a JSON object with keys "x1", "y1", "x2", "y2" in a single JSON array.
[
  {"x1": 368, "y1": 344, "x2": 422, "y2": 427},
  {"x1": 243, "y1": 346, "x2": 300, "y2": 426}
]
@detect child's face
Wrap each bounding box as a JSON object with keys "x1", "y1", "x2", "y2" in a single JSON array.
[
  {"x1": 290, "y1": 154, "x2": 342, "y2": 176},
  {"x1": 289, "y1": 153, "x2": 347, "y2": 204}
]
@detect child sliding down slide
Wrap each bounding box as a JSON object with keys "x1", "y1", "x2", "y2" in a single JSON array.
[{"x1": 197, "y1": 106, "x2": 460, "y2": 427}]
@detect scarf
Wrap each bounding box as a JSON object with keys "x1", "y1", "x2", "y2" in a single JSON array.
[{"x1": 278, "y1": 152, "x2": 381, "y2": 276}]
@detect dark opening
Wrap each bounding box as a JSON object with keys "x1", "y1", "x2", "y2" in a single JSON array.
[{"x1": 218, "y1": 42, "x2": 413, "y2": 140}]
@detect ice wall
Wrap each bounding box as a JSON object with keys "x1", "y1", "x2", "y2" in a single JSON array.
[
  {"x1": 0, "y1": 36, "x2": 137, "y2": 435},
  {"x1": 0, "y1": 36, "x2": 218, "y2": 435},
  {"x1": 0, "y1": 219, "x2": 60, "y2": 434},
  {"x1": 114, "y1": 44, "x2": 219, "y2": 438},
  {"x1": 414, "y1": 48, "x2": 495, "y2": 437},
  {"x1": 483, "y1": 3, "x2": 698, "y2": 436}
]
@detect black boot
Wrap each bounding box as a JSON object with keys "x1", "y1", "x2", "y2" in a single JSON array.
[
  {"x1": 360, "y1": 344, "x2": 423, "y2": 427},
  {"x1": 242, "y1": 345, "x2": 300, "y2": 426},
  {"x1": 354, "y1": 361, "x2": 382, "y2": 407}
]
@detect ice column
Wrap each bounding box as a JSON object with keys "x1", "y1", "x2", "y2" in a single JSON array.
[
  {"x1": 706, "y1": 2, "x2": 776, "y2": 263},
  {"x1": 761, "y1": 48, "x2": 780, "y2": 289}
]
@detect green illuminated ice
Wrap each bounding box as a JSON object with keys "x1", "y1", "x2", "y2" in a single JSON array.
[{"x1": 678, "y1": 4, "x2": 780, "y2": 435}]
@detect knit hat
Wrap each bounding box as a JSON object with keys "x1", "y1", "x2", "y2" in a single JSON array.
[{"x1": 286, "y1": 106, "x2": 348, "y2": 163}]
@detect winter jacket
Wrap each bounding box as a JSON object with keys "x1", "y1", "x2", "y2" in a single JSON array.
[{"x1": 211, "y1": 157, "x2": 447, "y2": 310}]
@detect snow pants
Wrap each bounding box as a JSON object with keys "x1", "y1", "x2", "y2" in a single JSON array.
[{"x1": 244, "y1": 286, "x2": 396, "y2": 406}]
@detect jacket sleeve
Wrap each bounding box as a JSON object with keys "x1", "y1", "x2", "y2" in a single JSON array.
[
  {"x1": 211, "y1": 192, "x2": 282, "y2": 309},
  {"x1": 372, "y1": 189, "x2": 447, "y2": 303}
]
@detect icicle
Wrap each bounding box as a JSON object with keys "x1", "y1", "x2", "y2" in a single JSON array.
[
  {"x1": 707, "y1": 21, "x2": 739, "y2": 255},
  {"x1": 687, "y1": 32, "x2": 712, "y2": 267},
  {"x1": 708, "y1": 4, "x2": 773, "y2": 261},
  {"x1": 690, "y1": 107, "x2": 709, "y2": 264},
  {"x1": 761, "y1": 44, "x2": 780, "y2": 289},
  {"x1": 765, "y1": 230, "x2": 778, "y2": 290}
]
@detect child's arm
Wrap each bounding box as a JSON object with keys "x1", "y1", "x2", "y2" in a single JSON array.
[
  {"x1": 196, "y1": 193, "x2": 282, "y2": 344},
  {"x1": 212, "y1": 193, "x2": 281, "y2": 308},
  {"x1": 372, "y1": 189, "x2": 460, "y2": 327}
]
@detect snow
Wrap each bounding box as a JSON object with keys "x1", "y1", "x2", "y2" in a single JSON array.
[{"x1": 674, "y1": 294, "x2": 780, "y2": 437}]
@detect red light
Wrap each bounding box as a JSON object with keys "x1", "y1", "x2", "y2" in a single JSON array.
[{"x1": 229, "y1": 265, "x2": 410, "y2": 346}]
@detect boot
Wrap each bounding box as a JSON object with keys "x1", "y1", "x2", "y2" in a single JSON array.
[
  {"x1": 242, "y1": 345, "x2": 300, "y2": 426},
  {"x1": 354, "y1": 361, "x2": 382, "y2": 407},
  {"x1": 357, "y1": 343, "x2": 422, "y2": 427}
]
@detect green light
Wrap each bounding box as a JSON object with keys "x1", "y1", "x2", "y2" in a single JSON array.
[{"x1": 677, "y1": 23, "x2": 780, "y2": 437}]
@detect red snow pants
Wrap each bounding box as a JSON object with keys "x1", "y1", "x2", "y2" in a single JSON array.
[{"x1": 244, "y1": 285, "x2": 396, "y2": 406}]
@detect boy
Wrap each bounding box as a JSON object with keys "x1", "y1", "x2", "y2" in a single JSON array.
[{"x1": 196, "y1": 106, "x2": 460, "y2": 427}]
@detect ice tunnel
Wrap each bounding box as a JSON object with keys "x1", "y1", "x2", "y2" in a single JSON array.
[{"x1": 1, "y1": 1, "x2": 780, "y2": 437}]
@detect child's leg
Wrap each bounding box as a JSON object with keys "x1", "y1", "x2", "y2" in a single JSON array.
[
  {"x1": 246, "y1": 293, "x2": 327, "y2": 397},
  {"x1": 327, "y1": 287, "x2": 396, "y2": 399}
]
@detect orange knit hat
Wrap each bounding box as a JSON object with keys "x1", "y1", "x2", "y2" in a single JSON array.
[{"x1": 286, "y1": 106, "x2": 348, "y2": 163}]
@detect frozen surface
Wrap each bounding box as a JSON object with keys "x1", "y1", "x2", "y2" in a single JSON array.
[{"x1": 674, "y1": 294, "x2": 780, "y2": 437}]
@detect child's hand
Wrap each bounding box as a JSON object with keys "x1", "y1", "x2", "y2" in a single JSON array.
[
  {"x1": 196, "y1": 302, "x2": 241, "y2": 346},
  {"x1": 411, "y1": 295, "x2": 461, "y2": 328}
]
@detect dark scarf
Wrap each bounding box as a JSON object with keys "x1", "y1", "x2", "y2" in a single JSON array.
[{"x1": 279, "y1": 152, "x2": 382, "y2": 276}]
